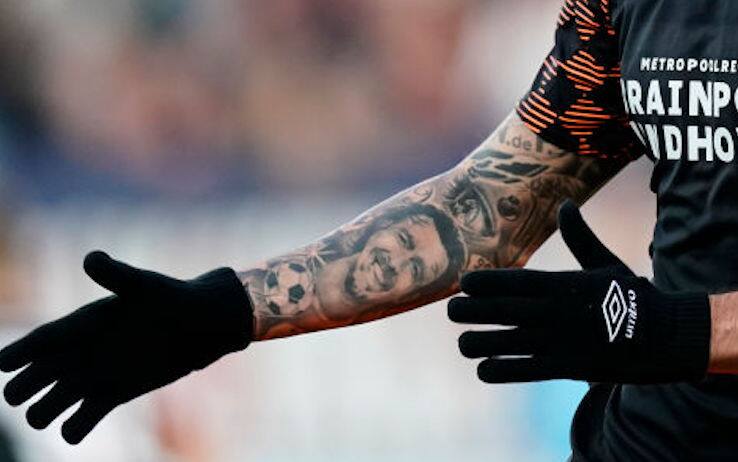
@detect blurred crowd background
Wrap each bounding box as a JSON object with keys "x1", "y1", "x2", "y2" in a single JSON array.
[{"x1": 0, "y1": 0, "x2": 655, "y2": 461}]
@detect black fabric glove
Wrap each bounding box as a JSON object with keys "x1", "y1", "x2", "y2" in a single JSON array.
[
  {"x1": 448, "y1": 201, "x2": 711, "y2": 384},
  {"x1": 0, "y1": 252, "x2": 253, "y2": 444}
]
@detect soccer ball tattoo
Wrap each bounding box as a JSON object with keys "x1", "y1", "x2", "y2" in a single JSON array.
[{"x1": 264, "y1": 261, "x2": 315, "y2": 315}]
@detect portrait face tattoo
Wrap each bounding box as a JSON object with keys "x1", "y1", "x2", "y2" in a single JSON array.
[
  {"x1": 345, "y1": 214, "x2": 450, "y2": 303},
  {"x1": 314, "y1": 204, "x2": 466, "y2": 321}
]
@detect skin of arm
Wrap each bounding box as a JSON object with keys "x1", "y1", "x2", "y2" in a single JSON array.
[
  {"x1": 240, "y1": 111, "x2": 629, "y2": 340},
  {"x1": 709, "y1": 293, "x2": 738, "y2": 374}
]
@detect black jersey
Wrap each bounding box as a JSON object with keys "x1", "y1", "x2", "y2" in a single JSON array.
[{"x1": 520, "y1": 1, "x2": 738, "y2": 460}]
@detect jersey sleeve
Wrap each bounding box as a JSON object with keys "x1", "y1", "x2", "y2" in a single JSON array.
[{"x1": 517, "y1": 0, "x2": 643, "y2": 160}]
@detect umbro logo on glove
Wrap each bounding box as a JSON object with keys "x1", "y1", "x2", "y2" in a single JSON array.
[
  {"x1": 602, "y1": 280, "x2": 638, "y2": 343},
  {"x1": 449, "y1": 200, "x2": 711, "y2": 384}
]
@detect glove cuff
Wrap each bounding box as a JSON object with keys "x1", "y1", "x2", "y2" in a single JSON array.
[
  {"x1": 655, "y1": 292, "x2": 711, "y2": 381},
  {"x1": 191, "y1": 268, "x2": 254, "y2": 352}
]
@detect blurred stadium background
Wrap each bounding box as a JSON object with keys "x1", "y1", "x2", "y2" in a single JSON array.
[{"x1": 0, "y1": 0, "x2": 655, "y2": 460}]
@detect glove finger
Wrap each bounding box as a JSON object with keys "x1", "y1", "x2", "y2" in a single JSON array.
[
  {"x1": 61, "y1": 399, "x2": 113, "y2": 445},
  {"x1": 0, "y1": 297, "x2": 120, "y2": 374},
  {"x1": 458, "y1": 329, "x2": 549, "y2": 358},
  {"x1": 83, "y1": 251, "x2": 149, "y2": 295},
  {"x1": 0, "y1": 322, "x2": 62, "y2": 373},
  {"x1": 4, "y1": 363, "x2": 58, "y2": 406},
  {"x1": 558, "y1": 200, "x2": 628, "y2": 272},
  {"x1": 448, "y1": 297, "x2": 557, "y2": 326},
  {"x1": 26, "y1": 382, "x2": 83, "y2": 430},
  {"x1": 461, "y1": 269, "x2": 584, "y2": 298},
  {"x1": 477, "y1": 357, "x2": 564, "y2": 383}
]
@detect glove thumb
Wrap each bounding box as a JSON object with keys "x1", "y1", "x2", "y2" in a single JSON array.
[
  {"x1": 558, "y1": 200, "x2": 628, "y2": 271},
  {"x1": 83, "y1": 251, "x2": 148, "y2": 295}
]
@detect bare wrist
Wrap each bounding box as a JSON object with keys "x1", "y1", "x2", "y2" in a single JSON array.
[{"x1": 709, "y1": 293, "x2": 738, "y2": 374}]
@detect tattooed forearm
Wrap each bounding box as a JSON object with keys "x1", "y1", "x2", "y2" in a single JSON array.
[
  {"x1": 239, "y1": 200, "x2": 465, "y2": 339},
  {"x1": 239, "y1": 111, "x2": 627, "y2": 340}
]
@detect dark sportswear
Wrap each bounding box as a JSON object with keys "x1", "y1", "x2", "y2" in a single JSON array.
[{"x1": 519, "y1": 1, "x2": 738, "y2": 460}]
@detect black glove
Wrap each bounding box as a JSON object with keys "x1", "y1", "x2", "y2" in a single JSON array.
[
  {"x1": 0, "y1": 252, "x2": 253, "y2": 444},
  {"x1": 448, "y1": 201, "x2": 711, "y2": 384}
]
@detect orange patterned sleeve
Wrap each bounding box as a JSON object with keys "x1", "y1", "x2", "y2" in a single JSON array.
[{"x1": 517, "y1": 0, "x2": 643, "y2": 160}]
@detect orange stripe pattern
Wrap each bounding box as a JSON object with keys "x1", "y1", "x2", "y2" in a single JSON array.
[{"x1": 517, "y1": 0, "x2": 643, "y2": 160}]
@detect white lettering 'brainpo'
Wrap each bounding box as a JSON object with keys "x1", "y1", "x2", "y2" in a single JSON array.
[
  {"x1": 626, "y1": 80, "x2": 644, "y2": 115},
  {"x1": 689, "y1": 81, "x2": 712, "y2": 117},
  {"x1": 667, "y1": 80, "x2": 683, "y2": 116},
  {"x1": 714, "y1": 82, "x2": 732, "y2": 117},
  {"x1": 619, "y1": 73, "x2": 738, "y2": 162},
  {"x1": 646, "y1": 80, "x2": 666, "y2": 115}
]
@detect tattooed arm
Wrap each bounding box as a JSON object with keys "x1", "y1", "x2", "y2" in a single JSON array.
[{"x1": 240, "y1": 111, "x2": 629, "y2": 340}]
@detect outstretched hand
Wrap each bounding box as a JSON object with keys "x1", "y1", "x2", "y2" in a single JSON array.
[
  {"x1": 449, "y1": 201, "x2": 711, "y2": 384},
  {"x1": 0, "y1": 252, "x2": 252, "y2": 444}
]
